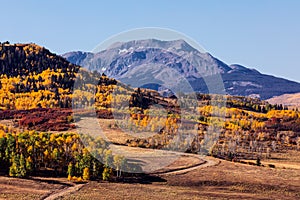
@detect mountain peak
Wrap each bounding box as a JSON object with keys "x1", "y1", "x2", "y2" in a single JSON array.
[
  {"x1": 62, "y1": 39, "x2": 300, "y2": 99},
  {"x1": 229, "y1": 64, "x2": 261, "y2": 74},
  {"x1": 105, "y1": 38, "x2": 198, "y2": 54}
]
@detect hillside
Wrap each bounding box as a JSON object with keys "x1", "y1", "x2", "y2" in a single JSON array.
[
  {"x1": 1, "y1": 42, "x2": 300, "y2": 156},
  {"x1": 267, "y1": 92, "x2": 300, "y2": 107},
  {"x1": 0, "y1": 42, "x2": 143, "y2": 180},
  {"x1": 0, "y1": 42, "x2": 127, "y2": 110},
  {"x1": 63, "y1": 39, "x2": 300, "y2": 100},
  {"x1": 0, "y1": 42, "x2": 299, "y2": 186},
  {"x1": 0, "y1": 42, "x2": 80, "y2": 109}
]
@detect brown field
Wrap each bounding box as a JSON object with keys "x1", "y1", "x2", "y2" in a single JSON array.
[
  {"x1": 241, "y1": 150, "x2": 300, "y2": 170},
  {"x1": 1, "y1": 150, "x2": 299, "y2": 200},
  {"x1": 0, "y1": 176, "x2": 76, "y2": 200},
  {"x1": 76, "y1": 117, "x2": 160, "y2": 145},
  {"x1": 58, "y1": 155, "x2": 300, "y2": 200},
  {"x1": 267, "y1": 92, "x2": 300, "y2": 107}
]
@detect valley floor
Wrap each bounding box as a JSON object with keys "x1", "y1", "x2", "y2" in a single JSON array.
[{"x1": 1, "y1": 156, "x2": 299, "y2": 200}]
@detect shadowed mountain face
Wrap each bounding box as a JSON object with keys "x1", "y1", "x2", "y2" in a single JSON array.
[{"x1": 62, "y1": 39, "x2": 300, "y2": 100}]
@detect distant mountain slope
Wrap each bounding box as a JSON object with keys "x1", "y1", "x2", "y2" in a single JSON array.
[
  {"x1": 62, "y1": 51, "x2": 93, "y2": 66},
  {"x1": 267, "y1": 93, "x2": 300, "y2": 106},
  {"x1": 220, "y1": 68, "x2": 300, "y2": 100},
  {"x1": 62, "y1": 39, "x2": 300, "y2": 100}
]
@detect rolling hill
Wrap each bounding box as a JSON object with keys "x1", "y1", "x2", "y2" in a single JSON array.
[{"x1": 267, "y1": 93, "x2": 300, "y2": 107}]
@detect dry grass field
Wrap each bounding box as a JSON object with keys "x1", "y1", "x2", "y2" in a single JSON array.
[
  {"x1": 60, "y1": 158, "x2": 300, "y2": 200},
  {"x1": 268, "y1": 93, "x2": 300, "y2": 107},
  {"x1": 1, "y1": 150, "x2": 299, "y2": 200},
  {"x1": 0, "y1": 176, "x2": 76, "y2": 200}
]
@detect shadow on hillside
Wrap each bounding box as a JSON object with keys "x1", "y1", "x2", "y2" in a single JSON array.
[{"x1": 28, "y1": 177, "x2": 73, "y2": 187}]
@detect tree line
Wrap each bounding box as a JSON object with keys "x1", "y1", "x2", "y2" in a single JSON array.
[{"x1": 0, "y1": 131, "x2": 139, "y2": 181}]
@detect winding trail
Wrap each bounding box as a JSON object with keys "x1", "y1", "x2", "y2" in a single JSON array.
[
  {"x1": 43, "y1": 184, "x2": 85, "y2": 200},
  {"x1": 42, "y1": 145, "x2": 220, "y2": 200},
  {"x1": 154, "y1": 155, "x2": 220, "y2": 175},
  {"x1": 109, "y1": 144, "x2": 220, "y2": 174}
]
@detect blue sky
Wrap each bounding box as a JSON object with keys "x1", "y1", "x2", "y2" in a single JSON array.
[{"x1": 1, "y1": 0, "x2": 300, "y2": 82}]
